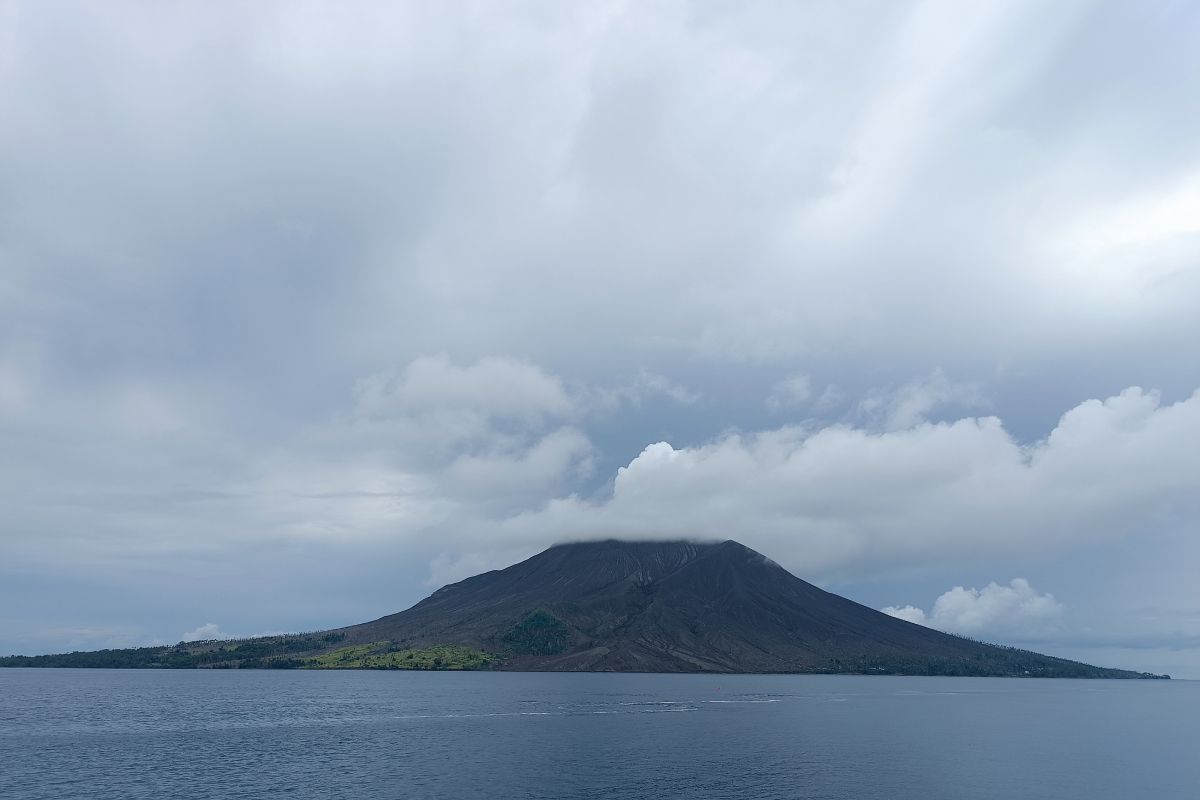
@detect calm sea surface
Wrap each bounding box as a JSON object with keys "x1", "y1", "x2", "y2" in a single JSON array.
[{"x1": 1, "y1": 669, "x2": 1196, "y2": 799}]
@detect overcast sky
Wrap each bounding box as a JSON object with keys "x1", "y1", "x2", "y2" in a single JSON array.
[{"x1": 2, "y1": 0, "x2": 1198, "y2": 677}]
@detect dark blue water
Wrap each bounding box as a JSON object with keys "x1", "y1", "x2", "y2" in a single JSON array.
[{"x1": 1, "y1": 670, "x2": 1196, "y2": 799}]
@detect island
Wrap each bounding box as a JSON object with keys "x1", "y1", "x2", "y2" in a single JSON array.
[{"x1": 0, "y1": 539, "x2": 1169, "y2": 678}]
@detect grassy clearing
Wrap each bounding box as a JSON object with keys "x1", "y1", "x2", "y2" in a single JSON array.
[{"x1": 308, "y1": 642, "x2": 495, "y2": 670}]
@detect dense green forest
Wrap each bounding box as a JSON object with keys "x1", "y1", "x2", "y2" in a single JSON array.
[
  {"x1": 0, "y1": 636, "x2": 498, "y2": 671},
  {"x1": 0, "y1": 633, "x2": 349, "y2": 669},
  {"x1": 818, "y1": 646, "x2": 1169, "y2": 679},
  {"x1": 310, "y1": 643, "x2": 494, "y2": 670},
  {"x1": 502, "y1": 609, "x2": 573, "y2": 655}
]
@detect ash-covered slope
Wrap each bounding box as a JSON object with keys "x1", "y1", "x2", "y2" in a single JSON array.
[{"x1": 333, "y1": 539, "x2": 1147, "y2": 677}]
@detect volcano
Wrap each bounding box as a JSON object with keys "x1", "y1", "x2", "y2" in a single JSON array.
[
  {"x1": 327, "y1": 539, "x2": 1154, "y2": 677},
  {"x1": 0, "y1": 539, "x2": 1166, "y2": 677}
]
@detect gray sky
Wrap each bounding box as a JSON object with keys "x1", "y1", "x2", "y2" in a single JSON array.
[{"x1": 2, "y1": 0, "x2": 1198, "y2": 677}]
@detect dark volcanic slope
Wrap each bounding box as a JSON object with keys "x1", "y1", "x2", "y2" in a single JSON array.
[{"x1": 334, "y1": 539, "x2": 1145, "y2": 677}]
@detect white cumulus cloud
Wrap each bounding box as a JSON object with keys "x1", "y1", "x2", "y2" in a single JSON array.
[
  {"x1": 501, "y1": 386, "x2": 1200, "y2": 577},
  {"x1": 883, "y1": 579, "x2": 1064, "y2": 638}
]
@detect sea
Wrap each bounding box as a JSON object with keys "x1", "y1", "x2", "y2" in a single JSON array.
[{"x1": 1, "y1": 669, "x2": 1196, "y2": 799}]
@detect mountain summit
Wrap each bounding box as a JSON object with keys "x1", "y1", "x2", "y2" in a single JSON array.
[{"x1": 0, "y1": 539, "x2": 1166, "y2": 677}]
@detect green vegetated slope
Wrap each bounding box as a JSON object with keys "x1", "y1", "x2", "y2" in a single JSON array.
[
  {"x1": 310, "y1": 643, "x2": 494, "y2": 670},
  {"x1": 0, "y1": 637, "x2": 494, "y2": 671},
  {"x1": 502, "y1": 609, "x2": 572, "y2": 655}
]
